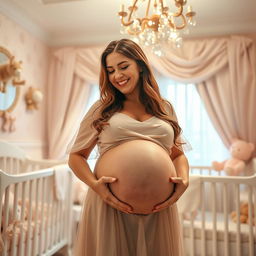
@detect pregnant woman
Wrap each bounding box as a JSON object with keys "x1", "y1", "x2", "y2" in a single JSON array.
[{"x1": 68, "y1": 39, "x2": 189, "y2": 256}]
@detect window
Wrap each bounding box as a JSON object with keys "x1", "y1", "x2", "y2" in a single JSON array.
[
  {"x1": 87, "y1": 78, "x2": 229, "y2": 166},
  {"x1": 156, "y1": 75, "x2": 229, "y2": 166}
]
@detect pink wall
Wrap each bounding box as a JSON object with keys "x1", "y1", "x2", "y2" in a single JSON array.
[{"x1": 0, "y1": 13, "x2": 50, "y2": 157}]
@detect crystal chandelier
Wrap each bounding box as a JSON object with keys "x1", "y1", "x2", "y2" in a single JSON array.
[{"x1": 118, "y1": 0, "x2": 196, "y2": 56}]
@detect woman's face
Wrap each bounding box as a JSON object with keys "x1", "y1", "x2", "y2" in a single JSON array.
[{"x1": 105, "y1": 52, "x2": 141, "y2": 97}]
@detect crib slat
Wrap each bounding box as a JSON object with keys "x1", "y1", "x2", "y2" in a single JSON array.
[
  {"x1": 49, "y1": 197, "x2": 56, "y2": 249},
  {"x1": 56, "y1": 199, "x2": 61, "y2": 243},
  {"x1": 25, "y1": 180, "x2": 33, "y2": 256},
  {"x1": 223, "y1": 182, "x2": 229, "y2": 256},
  {"x1": 235, "y1": 184, "x2": 241, "y2": 256},
  {"x1": 200, "y1": 181, "x2": 206, "y2": 256},
  {"x1": 211, "y1": 182, "x2": 217, "y2": 256},
  {"x1": 10, "y1": 183, "x2": 19, "y2": 256},
  {"x1": 3, "y1": 186, "x2": 11, "y2": 256},
  {"x1": 47, "y1": 185, "x2": 54, "y2": 252},
  {"x1": 247, "y1": 186, "x2": 254, "y2": 256},
  {"x1": 18, "y1": 181, "x2": 27, "y2": 256},
  {"x1": 38, "y1": 177, "x2": 46, "y2": 255},
  {"x1": 32, "y1": 178, "x2": 40, "y2": 256},
  {"x1": 44, "y1": 177, "x2": 51, "y2": 253}
]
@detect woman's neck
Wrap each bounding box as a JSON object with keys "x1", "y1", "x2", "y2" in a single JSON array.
[{"x1": 124, "y1": 83, "x2": 141, "y2": 103}]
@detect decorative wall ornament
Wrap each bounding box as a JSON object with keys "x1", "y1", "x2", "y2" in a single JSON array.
[
  {"x1": 0, "y1": 55, "x2": 25, "y2": 93},
  {"x1": 0, "y1": 46, "x2": 26, "y2": 133},
  {"x1": 0, "y1": 111, "x2": 16, "y2": 132},
  {"x1": 25, "y1": 86, "x2": 43, "y2": 110}
]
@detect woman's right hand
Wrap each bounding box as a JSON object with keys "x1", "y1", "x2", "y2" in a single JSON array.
[{"x1": 91, "y1": 176, "x2": 133, "y2": 214}]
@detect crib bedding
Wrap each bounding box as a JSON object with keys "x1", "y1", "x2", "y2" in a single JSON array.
[
  {"x1": 182, "y1": 211, "x2": 255, "y2": 242},
  {"x1": 3, "y1": 219, "x2": 63, "y2": 252}
]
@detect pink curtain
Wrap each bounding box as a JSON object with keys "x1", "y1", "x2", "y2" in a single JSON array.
[
  {"x1": 146, "y1": 36, "x2": 256, "y2": 155},
  {"x1": 47, "y1": 47, "x2": 102, "y2": 158},
  {"x1": 46, "y1": 36, "x2": 256, "y2": 158}
]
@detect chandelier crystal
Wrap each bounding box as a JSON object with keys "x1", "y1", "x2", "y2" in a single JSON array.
[{"x1": 118, "y1": 0, "x2": 196, "y2": 56}]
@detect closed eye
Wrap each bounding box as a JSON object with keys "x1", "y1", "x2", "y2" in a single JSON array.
[
  {"x1": 107, "y1": 65, "x2": 129, "y2": 74},
  {"x1": 120, "y1": 65, "x2": 129, "y2": 70}
]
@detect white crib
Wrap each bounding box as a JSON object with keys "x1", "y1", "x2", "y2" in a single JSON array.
[
  {"x1": 0, "y1": 140, "x2": 67, "y2": 174},
  {"x1": 0, "y1": 167, "x2": 73, "y2": 256},
  {"x1": 182, "y1": 165, "x2": 256, "y2": 256},
  {"x1": 0, "y1": 141, "x2": 72, "y2": 255}
]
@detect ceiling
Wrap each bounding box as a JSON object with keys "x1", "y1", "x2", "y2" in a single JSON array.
[{"x1": 1, "y1": 0, "x2": 256, "y2": 47}]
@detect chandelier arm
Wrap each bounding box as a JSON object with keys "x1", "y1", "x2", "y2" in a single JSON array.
[
  {"x1": 120, "y1": 16, "x2": 134, "y2": 26},
  {"x1": 172, "y1": 5, "x2": 183, "y2": 17},
  {"x1": 141, "y1": 18, "x2": 150, "y2": 32},
  {"x1": 169, "y1": 14, "x2": 187, "y2": 30},
  {"x1": 146, "y1": 0, "x2": 151, "y2": 17},
  {"x1": 128, "y1": 0, "x2": 139, "y2": 22}
]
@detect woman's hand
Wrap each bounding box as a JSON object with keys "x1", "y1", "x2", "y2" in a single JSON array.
[
  {"x1": 91, "y1": 176, "x2": 133, "y2": 214},
  {"x1": 152, "y1": 177, "x2": 189, "y2": 213}
]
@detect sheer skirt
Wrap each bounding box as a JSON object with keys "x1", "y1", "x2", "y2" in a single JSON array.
[{"x1": 73, "y1": 188, "x2": 184, "y2": 256}]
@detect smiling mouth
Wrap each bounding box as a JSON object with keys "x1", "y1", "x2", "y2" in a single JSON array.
[{"x1": 117, "y1": 79, "x2": 129, "y2": 86}]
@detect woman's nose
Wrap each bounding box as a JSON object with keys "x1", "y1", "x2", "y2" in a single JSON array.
[{"x1": 114, "y1": 70, "x2": 124, "y2": 79}]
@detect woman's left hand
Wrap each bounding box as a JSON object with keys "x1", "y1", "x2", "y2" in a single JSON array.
[{"x1": 152, "y1": 177, "x2": 189, "y2": 213}]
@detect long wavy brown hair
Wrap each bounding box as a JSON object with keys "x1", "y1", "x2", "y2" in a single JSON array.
[{"x1": 93, "y1": 38, "x2": 182, "y2": 146}]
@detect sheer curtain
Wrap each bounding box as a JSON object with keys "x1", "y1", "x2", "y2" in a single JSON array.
[{"x1": 156, "y1": 75, "x2": 229, "y2": 166}]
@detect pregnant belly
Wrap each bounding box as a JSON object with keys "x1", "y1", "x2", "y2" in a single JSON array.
[{"x1": 95, "y1": 140, "x2": 176, "y2": 214}]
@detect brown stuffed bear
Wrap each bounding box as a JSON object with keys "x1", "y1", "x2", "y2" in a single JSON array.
[
  {"x1": 0, "y1": 56, "x2": 25, "y2": 93},
  {"x1": 230, "y1": 202, "x2": 255, "y2": 225}
]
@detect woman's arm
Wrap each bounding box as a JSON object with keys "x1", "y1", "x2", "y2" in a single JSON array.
[
  {"x1": 68, "y1": 140, "x2": 98, "y2": 188},
  {"x1": 171, "y1": 147, "x2": 189, "y2": 186}
]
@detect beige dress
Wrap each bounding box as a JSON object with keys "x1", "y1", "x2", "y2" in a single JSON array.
[{"x1": 70, "y1": 101, "x2": 184, "y2": 256}]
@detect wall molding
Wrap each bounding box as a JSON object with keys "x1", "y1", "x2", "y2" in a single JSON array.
[{"x1": 0, "y1": 1, "x2": 50, "y2": 44}]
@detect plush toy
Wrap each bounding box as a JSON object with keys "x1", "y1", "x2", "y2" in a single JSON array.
[
  {"x1": 230, "y1": 202, "x2": 255, "y2": 225},
  {"x1": 0, "y1": 56, "x2": 25, "y2": 93},
  {"x1": 212, "y1": 139, "x2": 254, "y2": 175}
]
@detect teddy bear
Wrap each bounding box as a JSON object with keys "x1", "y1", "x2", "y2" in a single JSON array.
[
  {"x1": 230, "y1": 202, "x2": 255, "y2": 225},
  {"x1": 212, "y1": 139, "x2": 254, "y2": 175},
  {"x1": 0, "y1": 56, "x2": 25, "y2": 93}
]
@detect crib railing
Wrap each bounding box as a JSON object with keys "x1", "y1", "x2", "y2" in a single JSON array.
[
  {"x1": 0, "y1": 156, "x2": 67, "y2": 175},
  {"x1": 0, "y1": 140, "x2": 67, "y2": 175},
  {"x1": 0, "y1": 167, "x2": 73, "y2": 256},
  {"x1": 182, "y1": 166, "x2": 256, "y2": 256}
]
